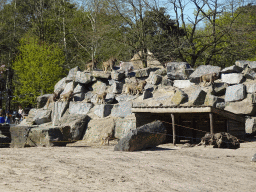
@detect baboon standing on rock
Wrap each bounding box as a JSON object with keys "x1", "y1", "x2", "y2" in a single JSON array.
[
  {"x1": 102, "y1": 57, "x2": 117, "y2": 73},
  {"x1": 200, "y1": 73, "x2": 218, "y2": 86},
  {"x1": 45, "y1": 92, "x2": 58, "y2": 109},
  {"x1": 96, "y1": 92, "x2": 107, "y2": 104},
  {"x1": 84, "y1": 59, "x2": 97, "y2": 72},
  {"x1": 59, "y1": 90, "x2": 74, "y2": 102}
]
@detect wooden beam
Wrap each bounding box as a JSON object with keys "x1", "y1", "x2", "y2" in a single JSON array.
[
  {"x1": 209, "y1": 113, "x2": 214, "y2": 134},
  {"x1": 171, "y1": 114, "x2": 176, "y2": 146}
]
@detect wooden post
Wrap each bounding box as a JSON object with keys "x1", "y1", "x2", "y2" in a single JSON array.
[
  {"x1": 209, "y1": 113, "x2": 214, "y2": 134},
  {"x1": 171, "y1": 114, "x2": 176, "y2": 146}
]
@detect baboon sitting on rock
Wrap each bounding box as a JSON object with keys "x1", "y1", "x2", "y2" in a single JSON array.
[{"x1": 197, "y1": 132, "x2": 240, "y2": 149}]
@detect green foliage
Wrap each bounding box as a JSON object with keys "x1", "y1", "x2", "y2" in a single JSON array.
[{"x1": 12, "y1": 34, "x2": 65, "y2": 106}]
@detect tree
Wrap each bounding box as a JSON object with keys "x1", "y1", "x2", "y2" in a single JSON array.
[{"x1": 12, "y1": 34, "x2": 65, "y2": 106}]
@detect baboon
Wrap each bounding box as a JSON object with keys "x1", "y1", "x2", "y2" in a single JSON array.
[
  {"x1": 84, "y1": 60, "x2": 97, "y2": 72},
  {"x1": 45, "y1": 92, "x2": 58, "y2": 109},
  {"x1": 102, "y1": 57, "x2": 117, "y2": 73},
  {"x1": 200, "y1": 73, "x2": 218, "y2": 86},
  {"x1": 59, "y1": 90, "x2": 73, "y2": 102},
  {"x1": 125, "y1": 84, "x2": 137, "y2": 95},
  {"x1": 135, "y1": 80, "x2": 147, "y2": 94},
  {"x1": 96, "y1": 92, "x2": 107, "y2": 104},
  {"x1": 101, "y1": 133, "x2": 112, "y2": 145}
]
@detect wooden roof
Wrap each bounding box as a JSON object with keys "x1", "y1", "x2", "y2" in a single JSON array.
[{"x1": 131, "y1": 106, "x2": 245, "y2": 123}]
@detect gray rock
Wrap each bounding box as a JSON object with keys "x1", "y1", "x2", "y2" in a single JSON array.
[
  {"x1": 33, "y1": 109, "x2": 52, "y2": 125},
  {"x1": 242, "y1": 67, "x2": 256, "y2": 80},
  {"x1": 146, "y1": 72, "x2": 162, "y2": 85},
  {"x1": 189, "y1": 65, "x2": 221, "y2": 83},
  {"x1": 54, "y1": 77, "x2": 66, "y2": 94},
  {"x1": 83, "y1": 91, "x2": 95, "y2": 102},
  {"x1": 204, "y1": 94, "x2": 224, "y2": 107},
  {"x1": 73, "y1": 84, "x2": 86, "y2": 101},
  {"x1": 25, "y1": 108, "x2": 39, "y2": 124},
  {"x1": 111, "y1": 70, "x2": 125, "y2": 81},
  {"x1": 61, "y1": 81, "x2": 75, "y2": 96},
  {"x1": 221, "y1": 73, "x2": 244, "y2": 84},
  {"x1": 119, "y1": 61, "x2": 134, "y2": 77},
  {"x1": 173, "y1": 80, "x2": 194, "y2": 89},
  {"x1": 108, "y1": 81, "x2": 123, "y2": 94},
  {"x1": 26, "y1": 126, "x2": 71, "y2": 147},
  {"x1": 60, "y1": 113, "x2": 89, "y2": 141},
  {"x1": 92, "y1": 71, "x2": 111, "y2": 79},
  {"x1": 212, "y1": 82, "x2": 228, "y2": 96},
  {"x1": 94, "y1": 104, "x2": 113, "y2": 118},
  {"x1": 52, "y1": 101, "x2": 69, "y2": 126},
  {"x1": 37, "y1": 94, "x2": 52, "y2": 108},
  {"x1": 245, "y1": 117, "x2": 256, "y2": 134},
  {"x1": 248, "y1": 61, "x2": 256, "y2": 71},
  {"x1": 246, "y1": 83, "x2": 256, "y2": 93},
  {"x1": 105, "y1": 93, "x2": 115, "y2": 104},
  {"x1": 161, "y1": 76, "x2": 173, "y2": 86},
  {"x1": 251, "y1": 153, "x2": 256, "y2": 162},
  {"x1": 115, "y1": 117, "x2": 136, "y2": 139},
  {"x1": 224, "y1": 96, "x2": 256, "y2": 115},
  {"x1": 154, "y1": 68, "x2": 167, "y2": 76},
  {"x1": 225, "y1": 84, "x2": 246, "y2": 102},
  {"x1": 69, "y1": 102, "x2": 93, "y2": 115},
  {"x1": 92, "y1": 81, "x2": 107, "y2": 94},
  {"x1": 235, "y1": 60, "x2": 250, "y2": 69},
  {"x1": 75, "y1": 71, "x2": 93, "y2": 84},
  {"x1": 66, "y1": 66, "x2": 81, "y2": 82},
  {"x1": 82, "y1": 117, "x2": 115, "y2": 144},
  {"x1": 10, "y1": 126, "x2": 37, "y2": 148},
  {"x1": 134, "y1": 68, "x2": 152, "y2": 78},
  {"x1": 171, "y1": 89, "x2": 188, "y2": 105},
  {"x1": 188, "y1": 89, "x2": 207, "y2": 105},
  {"x1": 114, "y1": 120, "x2": 166, "y2": 151},
  {"x1": 142, "y1": 89, "x2": 153, "y2": 100},
  {"x1": 166, "y1": 62, "x2": 193, "y2": 80},
  {"x1": 111, "y1": 101, "x2": 133, "y2": 118},
  {"x1": 221, "y1": 65, "x2": 243, "y2": 73},
  {"x1": 115, "y1": 94, "x2": 138, "y2": 103}
]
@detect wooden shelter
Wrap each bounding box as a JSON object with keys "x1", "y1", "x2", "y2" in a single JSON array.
[{"x1": 132, "y1": 106, "x2": 245, "y2": 145}]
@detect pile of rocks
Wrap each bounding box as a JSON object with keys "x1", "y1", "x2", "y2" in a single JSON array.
[{"x1": 10, "y1": 60, "x2": 256, "y2": 148}]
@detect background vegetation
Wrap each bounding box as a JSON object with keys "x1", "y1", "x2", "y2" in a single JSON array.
[{"x1": 0, "y1": 0, "x2": 255, "y2": 110}]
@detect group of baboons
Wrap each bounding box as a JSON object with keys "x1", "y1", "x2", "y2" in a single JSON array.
[{"x1": 84, "y1": 57, "x2": 117, "y2": 73}]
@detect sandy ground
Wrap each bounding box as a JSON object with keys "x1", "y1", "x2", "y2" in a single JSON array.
[{"x1": 0, "y1": 140, "x2": 256, "y2": 192}]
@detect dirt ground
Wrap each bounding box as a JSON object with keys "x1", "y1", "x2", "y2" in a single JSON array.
[{"x1": 0, "y1": 140, "x2": 256, "y2": 192}]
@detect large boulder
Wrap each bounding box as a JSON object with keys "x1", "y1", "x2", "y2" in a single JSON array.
[
  {"x1": 146, "y1": 72, "x2": 162, "y2": 85},
  {"x1": 173, "y1": 80, "x2": 194, "y2": 89},
  {"x1": 61, "y1": 81, "x2": 75, "y2": 97},
  {"x1": 69, "y1": 102, "x2": 93, "y2": 115},
  {"x1": 114, "y1": 116, "x2": 136, "y2": 139},
  {"x1": 187, "y1": 88, "x2": 207, "y2": 105},
  {"x1": 245, "y1": 82, "x2": 256, "y2": 93},
  {"x1": 171, "y1": 89, "x2": 188, "y2": 105},
  {"x1": 134, "y1": 68, "x2": 152, "y2": 78},
  {"x1": 59, "y1": 113, "x2": 89, "y2": 141},
  {"x1": 82, "y1": 117, "x2": 115, "y2": 144},
  {"x1": 245, "y1": 117, "x2": 256, "y2": 134},
  {"x1": 221, "y1": 65, "x2": 243, "y2": 73},
  {"x1": 75, "y1": 71, "x2": 93, "y2": 84},
  {"x1": 167, "y1": 62, "x2": 193, "y2": 80},
  {"x1": 225, "y1": 84, "x2": 246, "y2": 102},
  {"x1": 242, "y1": 66, "x2": 256, "y2": 80},
  {"x1": 10, "y1": 126, "x2": 37, "y2": 148},
  {"x1": 114, "y1": 120, "x2": 166, "y2": 151},
  {"x1": 54, "y1": 77, "x2": 66, "y2": 94},
  {"x1": 235, "y1": 60, "x2": 253, "y2": 70},
  {"x1": 212, "y1": 82, "x2": 228, "y2": 96},
  {"x1": 224, "y1": 94, "x2": 256, "y2": 115},
  {"x1": 52, "y1": 101, "x2": 69, "y2": 126},
  {"x1": 189, "y1": 65, "x2": 221, "y2": 83},
  {"x1": 94, "y1": 104, "x2": 113, "y2": 118},
  {"x1": 107, "y1": 81, "x2": 123, "y2": 94},
  {"x1": 111, "y1": 101, "x2": 133, "y2": 118},
  {"x1": 33, "y1": 109, "x2": 52, "y2": 125},
  {"x1": 37, "y1": 94, "x2": 52, "y2": 108},
  {"x1": 25, "y1": 126, "x2": 71, "y2": 147},
  {"x1": 92, "y1": 81, "x2": 107, "y2": 94},
  {"x1": 111, "y1": 70, "x2": 125, "y2": 81},
  {"x1": 73, "y1": 84, "x2": 86, "y2": 101},
  {"x1": 92, "y1": 71, "x2": 111, "y2": 79},
  {"x1": 221, "y1": 73, "x2": 244, "y2": 84},
  {"x1": 66, "y1": 66, "x2": 80, "y2": 82},
  {"x1": 204, "y1": 94, "x2": 224, "y2": 107}
]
